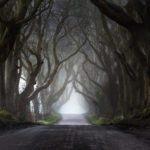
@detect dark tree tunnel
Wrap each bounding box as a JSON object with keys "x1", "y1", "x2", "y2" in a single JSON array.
[{"x1": 0, "y1": 0, "x2": 150, "y2": 150}]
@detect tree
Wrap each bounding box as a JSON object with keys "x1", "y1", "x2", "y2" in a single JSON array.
[
  {"x1": 0, "y1": 0, "x2": 53, "y2": 65},
  {"x1": 0, "y1": 0, "x2": 86, "y2": 120}
]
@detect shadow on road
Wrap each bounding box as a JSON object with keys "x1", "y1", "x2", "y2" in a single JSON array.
[{"x1": 1, "y1": 114, "x2": 150, "y2": 150}]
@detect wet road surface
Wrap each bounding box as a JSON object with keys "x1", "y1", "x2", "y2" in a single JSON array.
[{"x1": 0, "y1": 115, "x2": 150, "y2": 150}]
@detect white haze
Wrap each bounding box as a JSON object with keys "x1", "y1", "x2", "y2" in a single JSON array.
[{"x1": 58, "y1": 89, "x2": 89, "y2": 114}]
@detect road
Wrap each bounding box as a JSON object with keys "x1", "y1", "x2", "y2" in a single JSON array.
[
  {"x1": 0, "y1": 114, "x2": 150, "y2": 150},
  {"x1": 55, "y1": 114, "x2": 91, "y2": 125}
]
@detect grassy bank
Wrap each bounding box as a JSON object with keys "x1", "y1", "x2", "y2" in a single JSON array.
[
  {"x1": 88, "y1": 114, "x2": 113, "y2": 125},
  {"x1": 0, "y1": 109, "x2": 18, "y2": 123},
  {"x1": 0, "y1": 109, "x2": 41, "y2": 129},
  {"x1": 38, "y1": 112, "x2": 60, "y2": 125},
  {"x1": 88, "y1": 109, "x2": 150, "y2": 126}
]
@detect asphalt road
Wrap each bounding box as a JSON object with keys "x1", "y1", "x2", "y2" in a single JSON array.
[
  {"x1": 0, "y1": 115, "x2": 150, "y2": 150},
  {"x1": 55, "y1": 114, "x2": 91, "y2": 125}
]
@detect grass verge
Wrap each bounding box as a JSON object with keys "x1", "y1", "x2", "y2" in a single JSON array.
[
  {"x1": 88, "y1": 111, "x2": 150, "y2": 126},
  {"x1": 38, "y1": 112, "x2": 60, "y2": 125},
  {"x1": 88, "y1": 114, "x2": 112, "y2": 125}
]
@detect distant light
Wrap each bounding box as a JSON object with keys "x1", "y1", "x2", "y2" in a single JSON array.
[{"x1": 58, "y1": 89, "x2": 88, "y2": 114}]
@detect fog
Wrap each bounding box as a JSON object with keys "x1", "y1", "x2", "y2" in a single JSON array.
[{"x1": 58, "y1": 89, "x2": 89, "y2": 114}]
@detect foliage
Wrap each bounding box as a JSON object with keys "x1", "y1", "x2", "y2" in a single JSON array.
[
  {"x1": 141, "y1": 108, "x2": 150, "y2": 119},
  {"x1": 88, "y1": 114, "x2": 112, "y2": 125},
  {"x1": 88, "y1": 107, "x2": 150, "y2": 126},
  {"x1": 0, "y1": 109, "x2": 18, "y2": 123},
  {"x1": 38, "y1": 112, "x2": 60, "y2": 125}
]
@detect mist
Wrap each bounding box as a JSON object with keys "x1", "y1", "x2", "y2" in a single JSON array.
[{"x1": 58, "y1": 89, "x2": 88, "y2": 114}]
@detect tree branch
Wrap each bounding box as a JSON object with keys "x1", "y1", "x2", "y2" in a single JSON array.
[
  {"x1": 82, "y1": 60, "x2": 104, "y2": 91},
  {"x1": 80, "y1": 51, "x2": 105, "y2": 71},
  {"x1": 60, "y1": 39, "x2": 86, "y2": 64},
  {"x1": 16, "y1": 0, "x2": 52, "y2": 25},
  {"x1": 90, "y1": 0, "x2": 138, "y2": 30}
]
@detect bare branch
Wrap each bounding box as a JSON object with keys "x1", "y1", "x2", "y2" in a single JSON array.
[
  {"x1": 73, "y1": 80, "x2": 98, "y2": 106},
  {"x1": 60, "y1": 40, "x2": 86, "y2": 65},
  {"x1": 90, "y1": 0, "x2": 138, "y2": 30},
  {"x1": 52, "y1": 0, "x2": 71, "y2": 64},
  {"x1": 16, "y1": 0, "x2": 53, "y2": 25},
  {"x1": 80, "y1": 51, "x2": 105, "y2": 71},
  {"x1": 82, "y1": 59, "x2": 104, "y2": 91}
]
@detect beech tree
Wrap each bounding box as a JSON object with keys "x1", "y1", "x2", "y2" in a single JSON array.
[
  {"x1": 90, "y1": 0, "x2": 150, "y2": 102},
  {"x1": 72, "y1": 0, "x2": 150, "y2": 118},
  {"x1": 0, "y1": 0, "x2": 53, "y2": 64},
  {"x1": 0, "y1": 0, "x2": 149, "y2": 122},
  {"x1": 0, "y1": 0, "x2": 86, "y2": 120}
]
